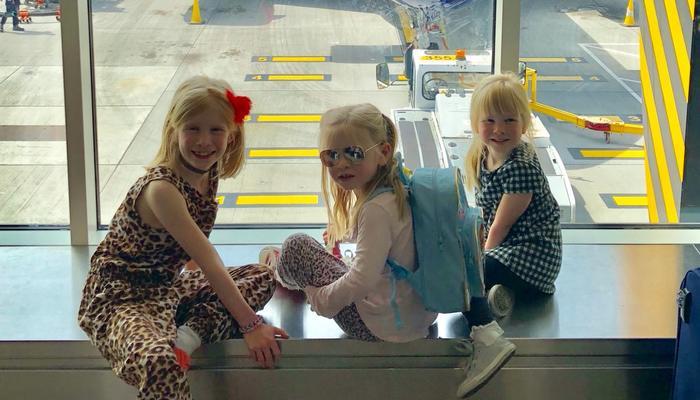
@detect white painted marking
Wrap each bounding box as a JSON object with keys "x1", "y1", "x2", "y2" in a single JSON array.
[{"x1": 579, "y1": 43, "x2": 642, "y2": 103}]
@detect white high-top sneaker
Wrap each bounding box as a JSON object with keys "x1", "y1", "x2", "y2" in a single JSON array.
[
  {"x1": 457, "y1": 321, "x2": 516, "y2": 397},
  {"x1": 258, "y1": 246, "x2": 300, "y2": 290}
]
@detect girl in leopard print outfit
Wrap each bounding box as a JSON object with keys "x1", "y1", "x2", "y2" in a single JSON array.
[
  {"x1": 78, "y1": 76, "x2": 288, "y2": 400},
  {"x1": 260, "y1": 103, "x2": 438, "y2": 342}
]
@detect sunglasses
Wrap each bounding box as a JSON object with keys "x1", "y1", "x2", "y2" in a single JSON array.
[{"x1": 319, "y1": 142, "x2": 382, "y2": 167}]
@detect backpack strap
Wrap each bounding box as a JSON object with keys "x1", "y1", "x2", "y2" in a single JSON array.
[
  {"x1": 386, "y1": 258, "x2": 411, "y2": 329},
  {"x1": 369, "y1": 153, "x2": 413, "y2": 330},
  {"x1": 394, "y1": 152, "x2": 411, "y2": 186},
  {"x1": 368, "y1": 186, "x2": 394, "y2": 201}
]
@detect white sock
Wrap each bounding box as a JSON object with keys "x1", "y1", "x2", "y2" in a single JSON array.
[
  {"x1": 175, "y1": 325, "x2": 202, "y2": 355},
  {"x1": 470, "y1": 321, "x2": 503, "y2": 346}
]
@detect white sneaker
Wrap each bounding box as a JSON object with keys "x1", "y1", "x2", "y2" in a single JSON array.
[
  {"x1": 258, "y1": 245, "x2": 300, "y2": 290},
  {"x1": 258, "y1": 246, "x2": 280, "y2": 268},
  {"x1": 457, "y1": 321, "x2": 515, "y2": 397},
  {"x1": 487, "y1": 284, "x2": 514, "y2": 318}
]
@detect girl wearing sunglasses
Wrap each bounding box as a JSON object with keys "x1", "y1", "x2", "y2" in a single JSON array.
[{"x1": 259, "y1": 103, "x2": 437, "y2": 342}]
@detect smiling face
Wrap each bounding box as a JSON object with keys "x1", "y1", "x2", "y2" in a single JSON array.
[
  {"x1": 176, "y1": 107, "x2": 234, "y2": 172},
  {"x1": 469, "y1": 75, "x2": 532, "y2": 168},
  {"x1": 320, "y1": 125, "x2": 389, "y2": 196},
  {"x1": 476, "y1": 112, "x2": 525, "y2": 163}
]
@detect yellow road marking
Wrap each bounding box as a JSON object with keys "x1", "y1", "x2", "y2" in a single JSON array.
[
  {"x1": 236, "y1": 194, "x2": 319, "y2": 206},
  {"x1": 580, "y1": 149, "x2": 645, "y2": 158},
  {"x1": 643, "y1": 143, "x2": 659, "y2": 222},
  {"x1": 538, "y1": 75, "x2": 584, "y2": 81},
  {"x1": 268, "y1": 74, "x2": 325, "y2": 81},
  {"x1": 612, "y1": 195, "x2": 648, "y2": 207},
  {"x1": 256, "y1": 114, "x2": 321, "y2": 122},
  {"x1": 643, "y1": 0, "x2": 685, "y2": 180},
  {"x1": 249, "y1": 149, "x2": 319, "y2": 158},
  {"x1": 397, "y1": 74, "x2": 407, "y2": 81},
  {"x1": 272, "y1": 56, "x2": 326, "y2": 62},
  {"x1": 663, "y1": 0, "x2": 690, "y2": 100},
  {"x1": 640, "y1": 36, "x2": 678, "y2": 221},
  {"x1": 690, "y1": 0, "x2": 695, "y2": 19},
  {"x1": 520, "y1": 57, "x2": 568, "y2": 63},
  {"x1": 216, "y1": 195, "x2": 225, "y2": 205}
]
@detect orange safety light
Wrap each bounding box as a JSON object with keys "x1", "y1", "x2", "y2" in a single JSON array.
[{"x1": 455, "y1": 49, "x2": 466, "y2": 59}]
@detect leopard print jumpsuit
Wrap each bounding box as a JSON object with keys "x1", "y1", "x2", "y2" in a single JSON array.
[{"x1": 77, "y1": 166, "x2": 275, "y2": 400}]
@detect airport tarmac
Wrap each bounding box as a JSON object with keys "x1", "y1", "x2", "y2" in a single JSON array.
[{"x1": 0, "y1": 0, "x2": 646, "y2": 226}]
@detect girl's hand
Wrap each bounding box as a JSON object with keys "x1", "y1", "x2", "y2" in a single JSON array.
[{"x1": 243, "y1": 323, "x2": 289, "y2": 369}]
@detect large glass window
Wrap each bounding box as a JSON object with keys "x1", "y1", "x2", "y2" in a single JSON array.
[
  {"x1": 520, "y1": 4, "x2": 646, "y2": 223},
  {"x1": 0, "y1": 0, "x2": 67, "y2": 225},
  {"x1": 92, "y1": 0, "x2": 496, "y2": 226}
]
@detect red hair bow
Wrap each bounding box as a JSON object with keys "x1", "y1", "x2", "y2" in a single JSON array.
[{"x1": 225, "y1": 89, "x2": 252, "y2": 124}]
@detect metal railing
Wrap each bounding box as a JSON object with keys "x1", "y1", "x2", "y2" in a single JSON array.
[{"x1": 524, "y1": 67, "x2": 643, "y2": 143}]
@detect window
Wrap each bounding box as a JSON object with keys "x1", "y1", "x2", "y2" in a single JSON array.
[
  {"x1": 0, "y1": 1, "x2": 68, "y2": 226},
  {"x1": 91, "y1": 0, "x2": 496, "y2": 226}
]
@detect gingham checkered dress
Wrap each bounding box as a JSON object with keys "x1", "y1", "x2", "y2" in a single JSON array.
[{"x1": 476, "y1": 143, "x2": 562, "y2": 294}]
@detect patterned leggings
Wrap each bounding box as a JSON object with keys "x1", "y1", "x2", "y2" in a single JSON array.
[
  {"x1": 277, "y1": 233, "x2": 379, "y2": 342},
  {"x1": 96, "y1": 264, "x2": 275, "y2": 400}
]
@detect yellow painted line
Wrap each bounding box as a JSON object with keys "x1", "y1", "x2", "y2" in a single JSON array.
[
  {"x1": 248, "y1": 149, "x2": 319, "y2": 158},
  {"x1": 391, "y1": 56, "x2": 404, "y2": 62},
  {"x1": 640, "y1": 37, "x2": 678, "y2": 222},
  {"x1": 256, "y1": 114, "x2": 321, "y2": 122},
  {"x1": 267, "y1": 74, "x2": 325, "y2": 81},
  {"x1": 663, "y1": 0, "x2": 690, "y2": 100},
  {"x1": 579, "y1": 149, "x2": 645, "y2": 159},
  {"x1": 271, "y1": 56, "x2": 326, "y2": 62},
  {"x1": 643, "y1": 143, "x2": 659, "y2": 222},
  {"x1": 537, "y1": 75, "x2": 584, "y2": 81},
  {"x1": 613, "y1": 196, "x2": 648, "y2": 207},
  {"x1": 216, "y1": 195, "x2": 225, "y2": 205},
  {"x1": 236, "y1": 194, "x2": 319, "y2": 206},
  {"x1": 690, "y1": 0, "x2": 695, "y2": 19},
  {"x1": 397, "y1": 74, "x2": 407, "y2": 81},
  {"x1": 520, "y1": 57, "x2": 568, "y2": 63},
  {"x1": 643, "y1": 0, "x2": 685, "y2": 181}
]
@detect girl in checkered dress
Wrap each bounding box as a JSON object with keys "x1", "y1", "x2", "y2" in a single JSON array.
[{"x1": 464, "y1": 73, "x2": 563, "y2": 322}]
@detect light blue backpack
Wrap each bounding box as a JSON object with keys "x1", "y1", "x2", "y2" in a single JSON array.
[{"x1": 376, "y1": 154, "x2": 485, "y2": 327}]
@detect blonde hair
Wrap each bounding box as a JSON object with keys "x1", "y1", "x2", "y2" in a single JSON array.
[
  {"x1": 150, "y1": 75, "x2": 246, "y2": 179},
  {"x1": 465, "y1": 73, "x2": 534, "y2": 189},
  {"x1": 320, "y1": 103, "x2": 407, "y2": 246}
]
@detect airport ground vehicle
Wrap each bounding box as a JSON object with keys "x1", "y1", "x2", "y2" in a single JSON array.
[{"x1": 376, "y1": 48, "x2": 576, "y2": 222}]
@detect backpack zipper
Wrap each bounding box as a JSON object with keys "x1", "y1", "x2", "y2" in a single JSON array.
[{"x1": 453, "y1": 168, "x2": 471, "y2": 309}]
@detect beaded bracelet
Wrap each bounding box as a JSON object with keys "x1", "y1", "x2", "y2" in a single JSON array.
[{"x1": 240, "y1": 315, "x2": 264, "y2": 334}]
